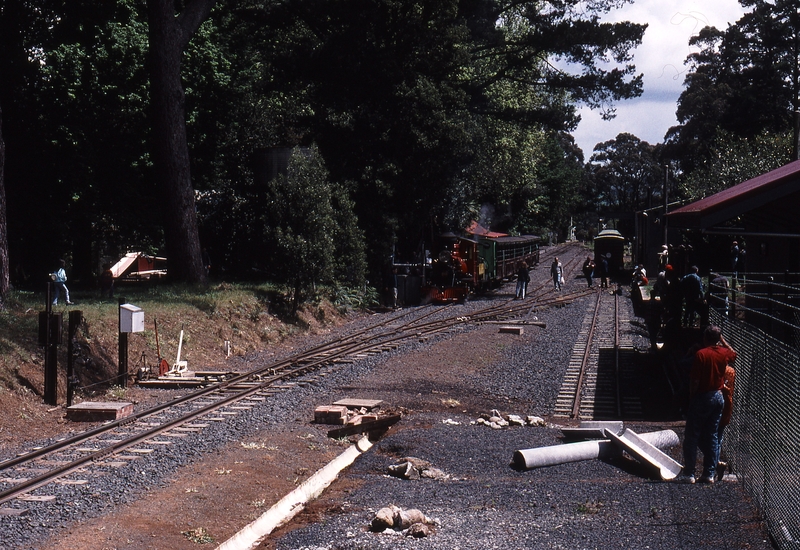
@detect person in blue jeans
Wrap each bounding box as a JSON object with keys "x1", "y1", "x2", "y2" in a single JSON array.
[
  {"x1": 550, "y1": 257, "x2": 563, "y2": 291},
  {"x1": 680, "y1": 326, "x2": 736, "y2": 483},
  {"x1": 515, "y1": 261, "x2": 530, "y2": 299},
  {"x1": 51, "y1": 259, "x2": 73, "y2": 305}
]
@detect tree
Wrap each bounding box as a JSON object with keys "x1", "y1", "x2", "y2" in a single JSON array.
[
  {"x1": 0, "y1": 103, "x2": 8, "y2": 305},
  {"x1": 532, "y1": 133, "x2": 585, "y2": 239},
  {"x1": 146, "y1": 0, "x2": 217, "y2": 284},
  {"x1": 257, "y1": 0, "x2": 646, "y2": 274},
  {"x1": 262, "y1": 146, "x2": 366, "y2": 314},
  {"x1": 586, "y1": 133, "x2": 663, "y2": 233},
  {"x1": 679, "y1": 130, "x2": 792, "y2": 200},
  {"x1": 667, "y1": 0, "x2": 800, "y2": 170},
  {"x1": 38, "y1": 0, "x2": 158, "y2": 282}
]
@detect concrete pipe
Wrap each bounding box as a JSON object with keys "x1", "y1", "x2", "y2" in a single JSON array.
[{"x1": 513, "y1": 429, "x2": 679, "y2": 470}]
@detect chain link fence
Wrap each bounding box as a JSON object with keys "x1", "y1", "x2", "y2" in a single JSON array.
[{"x1": 709, "y1": 300, "x2": 800, "y2": 549}]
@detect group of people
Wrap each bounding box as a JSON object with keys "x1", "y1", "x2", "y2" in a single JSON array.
[
  {"x1": 580, "y1": 254, "x2": 610, "y2": 289},
  {"x1": 518, "y1": 253, "x2": 611, "y2": 296},
  {"x1": 680, "y1": 325, "x2": 737, "y2": 484}
]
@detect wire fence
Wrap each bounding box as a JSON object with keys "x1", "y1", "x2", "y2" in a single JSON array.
[
  {"x1": 708, "y1": 273, "x2": 800, "y2": 350},
  {"x1": 710, "y1": 303, "x2": 800, "y2": 549}
]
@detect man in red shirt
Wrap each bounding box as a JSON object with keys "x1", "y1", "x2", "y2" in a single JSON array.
[{"x1": 680, "y1": 325, "x2": 737, "y2": 483}]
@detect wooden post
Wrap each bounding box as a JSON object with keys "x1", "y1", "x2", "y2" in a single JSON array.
[
  {"x1": 43, "y1": 282, "x2": 58, "y2": 406},
  {"x1": 118, "y1": 297, "x2": 128, "y2": 387},
  {"x1": 66, "y1": 310, "x2": 81, "y2": 406}
]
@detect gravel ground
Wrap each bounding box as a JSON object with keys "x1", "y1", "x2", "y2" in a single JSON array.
[
  {"x1": 0, "y1": 272, "x2": 774, "y2": 550},
  {"x1": 266, "y1": 287, "x2": 773, "y2": 550}
]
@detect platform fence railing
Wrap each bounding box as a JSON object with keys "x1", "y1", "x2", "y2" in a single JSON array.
[{"x1": 710, "y1": 307, "x2": 800, "y2": 549}]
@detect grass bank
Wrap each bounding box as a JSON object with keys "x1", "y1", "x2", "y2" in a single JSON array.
[{"x1": 0, "y1": 282, "x2": 373, "y2": 403}]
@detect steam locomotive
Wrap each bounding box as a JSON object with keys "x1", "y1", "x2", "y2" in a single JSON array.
[{"x1": 422, "y1": 232, "x2": 541, "y2": 303}]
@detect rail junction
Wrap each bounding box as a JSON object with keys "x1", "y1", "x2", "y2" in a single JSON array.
[{"x1": 0, "y1": 242, "x2": 775, "y2": 550}]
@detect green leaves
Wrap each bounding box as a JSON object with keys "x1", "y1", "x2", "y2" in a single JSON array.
[{"x1": 261, "y1": 146, "x2": 366, "y2": 311}]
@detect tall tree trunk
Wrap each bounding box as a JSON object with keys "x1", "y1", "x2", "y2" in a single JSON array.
[
  {"x1": 0, "y1": 103, "x2": 9, "y2": 305},
  {"x1": 146, "y1": 0, "x2": 216, "y2": 284}
]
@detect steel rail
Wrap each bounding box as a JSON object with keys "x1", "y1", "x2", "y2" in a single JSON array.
[
  {"x1": 571, "y1": 289, "x2": 603, "y2": 418},
  {"x1": 0, "y1": 246, "x2": 593, "y2": 503}
]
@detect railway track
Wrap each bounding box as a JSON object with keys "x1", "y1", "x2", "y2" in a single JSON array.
[
  {"x1": 0, "y1": 247, "x2": 593, "y2": 510},
  {"x1": 553, "y1": 282, "x2": 643, "y2": 420}
]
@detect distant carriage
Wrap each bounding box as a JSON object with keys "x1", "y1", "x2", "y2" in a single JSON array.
[
  {"x1": 422, "y1": 233, "x2": 541, "y2": 303},
  {"x1": 593, "y1": 229, "x2": 625, "y2": 276}
]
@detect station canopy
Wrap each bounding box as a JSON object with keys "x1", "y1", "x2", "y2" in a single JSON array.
[{"x1": 668, "y1": 159, "x2": 800, "y2": 232}]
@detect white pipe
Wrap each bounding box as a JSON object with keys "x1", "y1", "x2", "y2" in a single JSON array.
[
  {"x1": 513, "y1": 429, "x2": 679, "y2": 470},
  {"x1": 216, "y1": 436, "x2": 373, "y2": 550},
  {"x1": 175, "y1": 329, "x2": 184, "y2": 363}
]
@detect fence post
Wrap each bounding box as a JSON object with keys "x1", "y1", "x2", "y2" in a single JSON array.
[
  {"x1": 783, "y1": 270, "x2": 793, "y2": 345},
  {"x1": 767, "y1": 277, "x2": 774, "y2": 336},
  {"x1": 66, "y1": 310, "x2": 82, "y2": 407},
  {"x1": 118, "y1": 297, "x2": 128, "y2": 387}
]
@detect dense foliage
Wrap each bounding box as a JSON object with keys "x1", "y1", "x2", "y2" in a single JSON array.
[
  {"x1": 666, "y1": 0, "x2": 800, "y2": 175},
  {"x1": 0, "y1": 0, "x2": 652, "y2": 297}
]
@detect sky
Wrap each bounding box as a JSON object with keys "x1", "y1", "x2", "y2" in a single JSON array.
[{"x1": 571, "y1": 0, "x2": 746, "y2": 158}]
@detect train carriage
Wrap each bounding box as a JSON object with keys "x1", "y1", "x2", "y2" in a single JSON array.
[{"x1": 593, "y1": 229, "x2": 626, "y2": 275}]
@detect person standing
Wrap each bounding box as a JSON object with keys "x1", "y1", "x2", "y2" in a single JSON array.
[
  {"x1": 516, "y1": 261, "x2": 530, "y2": 299},
  {"x1": 550, "y1": 257, "x2": 563, "y2": 291},
  {"x1": 730, "y1": 240, "x2": 739, "y2": 288},
  {"x1": 51, "y1": 259, "x2": 73, "y2": 305},
  {"x1": 383, "y1": 266, "x2": 398, "y2": 308},
  {"x1": 599, "y1": 254, "x2": 609, "y2": 289},
  {"x1": 582, "y1": 257, "x2": 595, "y2": 288},
  {"x1": 716, "y1": 362, "x2": 736, "y2": 480},
  {"x1": 99, "y1": 262, "x2": 114, "y2": 298},
  {"x1": 681, "y1": 266, "x2": 704, "y2": 327},
  {"x1": 680, "y1": 325, "x2": 736, "y2": 484}
]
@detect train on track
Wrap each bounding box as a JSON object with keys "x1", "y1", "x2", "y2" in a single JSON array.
[
  {"x1": 593, "y1": 229, "x2": 626, "y2": 276},
  {"x1": 421, "y1": 232, "x2": 541, "y2": 303}
]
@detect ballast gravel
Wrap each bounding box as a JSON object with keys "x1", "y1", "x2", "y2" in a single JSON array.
[{"x1": 0, "y1": 279, "x2": 773, "y2": 550}]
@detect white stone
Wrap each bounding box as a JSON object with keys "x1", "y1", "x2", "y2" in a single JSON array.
[
  {"x1": 526, "y1": 415, "x2": 546, "y2": 426},
  {"x1": 507, "y1": 414, "x2": 525, "y2": 426}
]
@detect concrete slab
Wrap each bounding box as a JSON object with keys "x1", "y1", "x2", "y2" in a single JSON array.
[
  {"x1": 605, "y1": 427, "x2": 683, "y2": 480},
  {"x1": 562, "y1": 421, "x2": 624, "y2": 440},
  {"x1": 66, "y1": 401, "x2": 134, "y2": 422},
  {"x1": 332, "y1": 399, "x2": 384, "y2": 410}
]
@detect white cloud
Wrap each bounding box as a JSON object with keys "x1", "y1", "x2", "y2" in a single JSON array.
[{"x1": 572, "y1": 0, "x2": 745, "y2": 157}]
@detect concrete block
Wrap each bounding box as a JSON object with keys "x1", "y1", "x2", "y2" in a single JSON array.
[
  {"x1": 333, "y1": 399, "x2": 384, "y2": 410},
  {"x1": 349, "y1": 414, "x2": 379, "y2": 426},
  {"x1": 66, "y1": 401, "x2": 134, "y2": 422},
  {"x1": 314, "y1": 405, "x2": 348, "y2": 425}
]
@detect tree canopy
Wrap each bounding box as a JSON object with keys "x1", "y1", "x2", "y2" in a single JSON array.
[
  {"x1": 666, "y1": 0, "x2": 800, "y2": 173},
  {"x1": 0, "y1": 0, "x2": 647, "y2": 293}
]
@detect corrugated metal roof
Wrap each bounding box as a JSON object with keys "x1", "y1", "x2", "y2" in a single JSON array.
[{"x1": 668, "y1": 159, "x2": 800, "y2": 229}]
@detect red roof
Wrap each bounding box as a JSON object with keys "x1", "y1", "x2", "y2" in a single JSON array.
[
  {"x1": 668, "y1": 160, "x2": 800, "y2": 229},
  {"x1": 465, "y1": 221, "x2": 508, "y2": 238}
]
